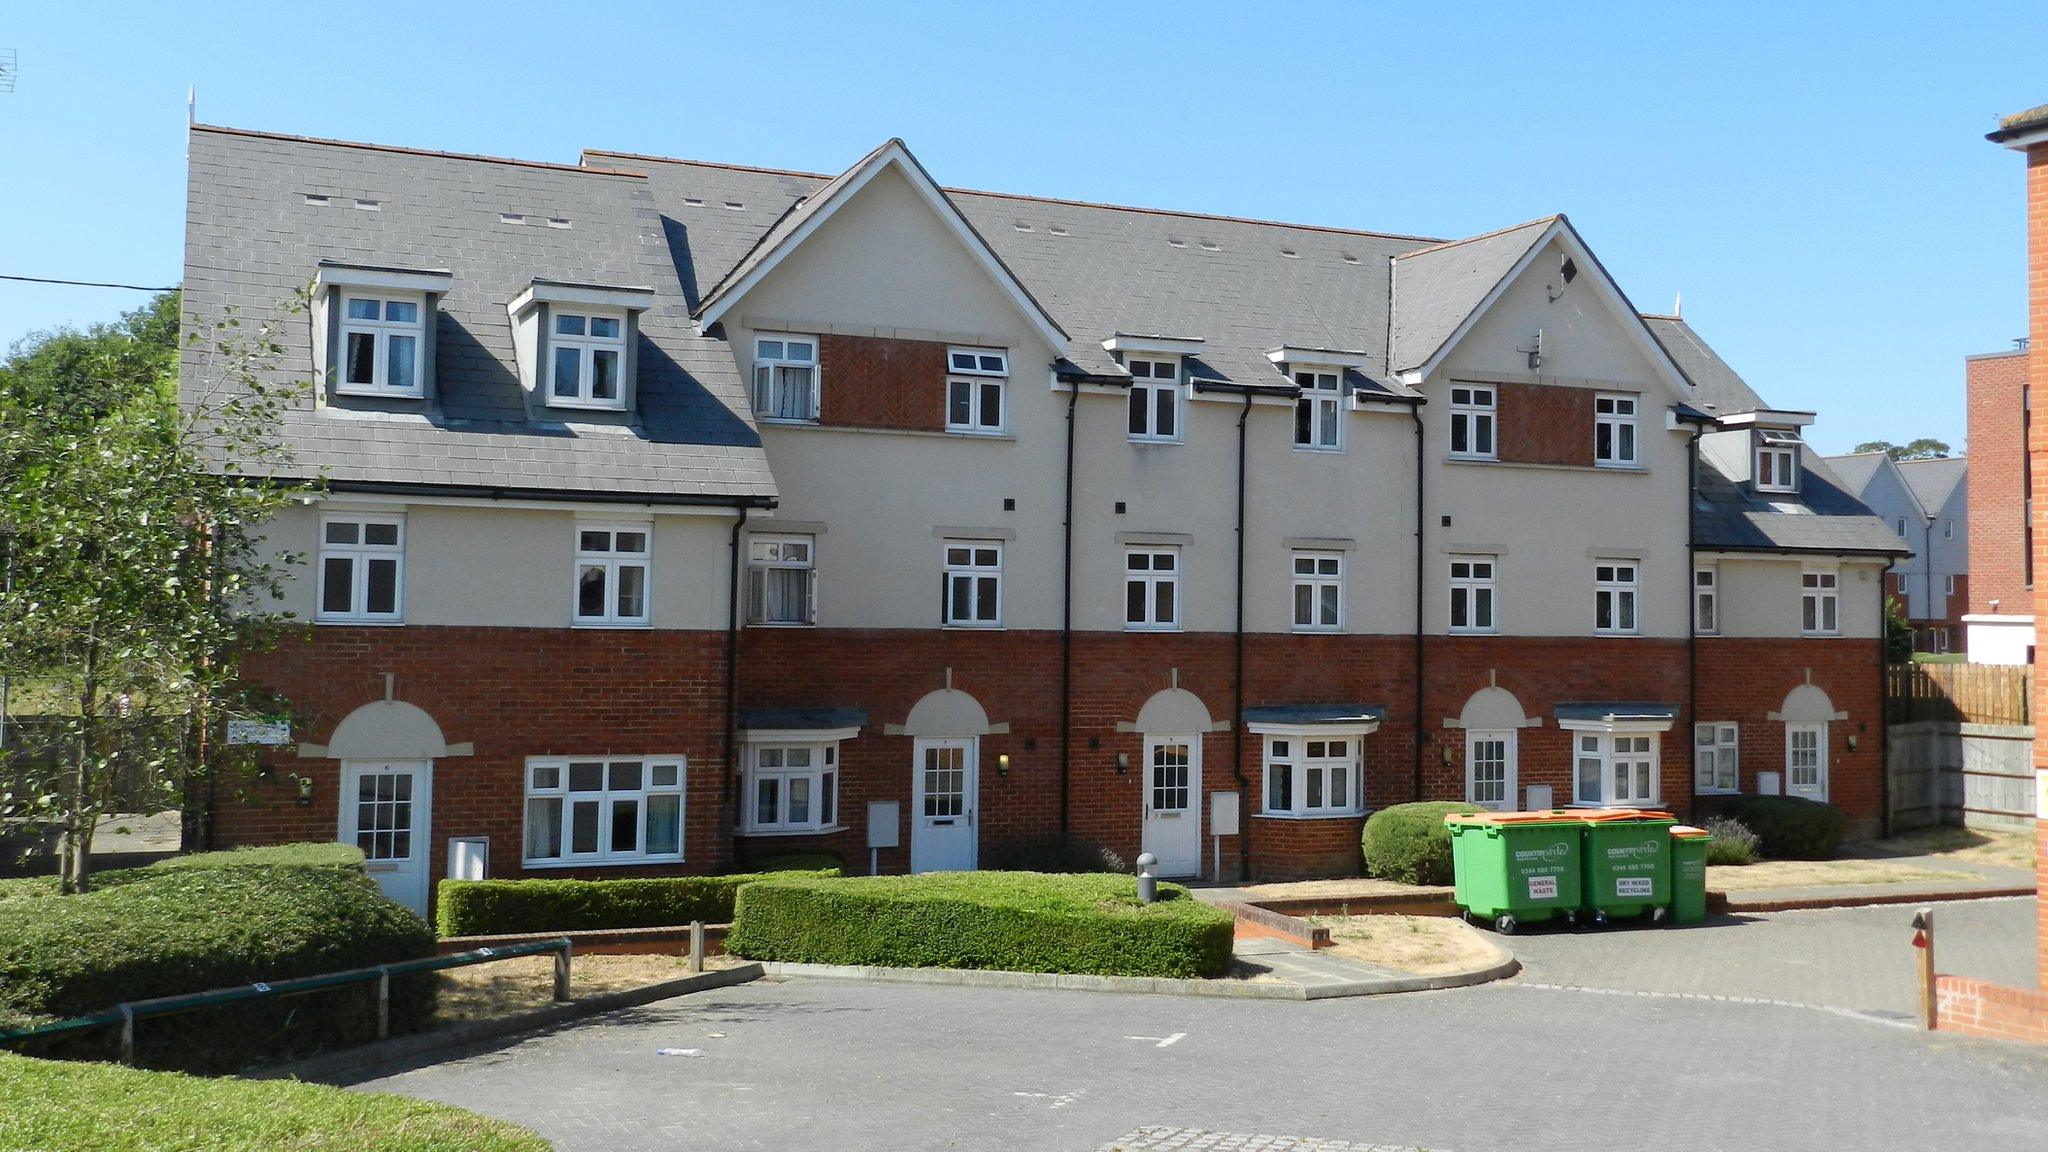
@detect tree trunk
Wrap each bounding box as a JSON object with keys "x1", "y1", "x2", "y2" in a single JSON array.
[{"x1": 63, "y1": 600, "x2": 103, "y2": 896}]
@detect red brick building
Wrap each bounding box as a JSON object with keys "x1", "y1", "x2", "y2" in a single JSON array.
[
  {"x1": 1964, "y1": 347, "x2": 2033, "y2": 663},
  {"x1": 182, "y1": 126, "x2": 1906, "y2": 915}
]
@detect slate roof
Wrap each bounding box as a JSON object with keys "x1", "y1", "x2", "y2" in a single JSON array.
[
  {"x1": 1819, "y1": 451, "x2": 1887, "y2": 498},
  {"x1": 181, "y1": 125, "x2": 776, "y2": 502},
  {"x1": 1387, "y1": 218, "x2": 1557, "y2": 374},
  {"x1": 737, "y1": 707, "x2": 869, "y2": 731},
  {"x1": 1552, "y1": 702, "x2": 1678, "y2": 723},
  {"x1": 1641, "y1": 315, "x2": 1768, "y2": 417},
  {"x1": 1895, "y1": 455, "x2": 1967, "y2": 513},
  {"x1": 1242, "y1": 705, "x2": 1387, "y2": 726}
]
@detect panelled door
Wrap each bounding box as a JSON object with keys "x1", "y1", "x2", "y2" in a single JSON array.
[
  {"x1": 911, "y1": 738, "x2": 977, "y2": 872},
  {"x1": 1786, "y1": 723, "x2": 1828, "y2": 802},
  {"x1": 1466, "y1": 730, "x2": 1517, "y2": 811},
  {"x1": 1140, "y1": 734, "x2": 1201, "y2": 877},
  {"x1": 340, "y1": 761, "x2": 431, "y2": 915}
]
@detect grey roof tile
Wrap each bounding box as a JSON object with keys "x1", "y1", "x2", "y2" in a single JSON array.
[{"x1": 1388, "y1": 218, "x2": 1556, "y2": 373}]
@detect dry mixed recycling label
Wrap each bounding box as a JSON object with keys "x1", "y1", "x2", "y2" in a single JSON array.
[{"x1": 1615, "y1": 877, "x2": 1654, "y2": 898}]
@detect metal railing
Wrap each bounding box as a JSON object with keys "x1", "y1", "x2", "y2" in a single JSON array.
[{"x1": 0, "y1": 937, "x2": 572, "y2": 1065}]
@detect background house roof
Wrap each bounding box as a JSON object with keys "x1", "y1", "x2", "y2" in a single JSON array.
[{"x1": 1894, "y1": 455, "x2": 1967, "y2": 513}]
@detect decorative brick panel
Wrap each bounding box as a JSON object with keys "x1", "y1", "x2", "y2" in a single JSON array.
[
  {"x1": 1495, "y1": 380, "x2": 1595, "y2": 467},
  {"x1": 818, "y1": 333, "x2": 947, "y2": 432}
]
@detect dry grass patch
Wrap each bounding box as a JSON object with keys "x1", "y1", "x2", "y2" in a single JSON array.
[
  {"x1": 432, "y1": 952, "x2": 746, "y2": 1027},
  {"x1": 1870, "y1": 827, "x2": 2038, "y2": 871},
  {"x1": 1707, "y1": 858, "x2": 1975, "y2": 892},
  {"x1": 1307, "y1": 913, "x2": 1506, "y2": 976},
  {"x1": 1237, "y1": 877, "x2": 1448, "y2": 901}
]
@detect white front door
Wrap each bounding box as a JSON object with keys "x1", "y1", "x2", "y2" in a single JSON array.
[
  {"x1": 1140, "y1": 734, "x2": 1201, "y2": 877},
  {"x1": 1786, "y1": 723, "x2": 1828, "y2": 801},
  {"x1": 911, "y1": 738, "x2": 977, "y2": 873},
  {"x1": 1466, "y1": 730, "x2": 1517, "y2": 811},
  {"x1": 340, "y1": 761, "x2": 431, "y2": 915}
]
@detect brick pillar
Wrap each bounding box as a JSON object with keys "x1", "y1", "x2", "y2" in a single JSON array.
[{"x1": 2027, "y1": 139, "x2": 2048, "y2": 985}]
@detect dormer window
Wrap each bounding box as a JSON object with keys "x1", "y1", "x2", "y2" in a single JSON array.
[
  {"x1": 1755, "y1": 431, "x2": 1800, "y2": 493},
  {"x1": 339, "y1": 295, "x2": 425, "y2": 397},
  {"x1": 1293, "y1": 370, "x2": 1342, "y2": 451},
  {"x1": 1127, "y1": 357, "x2": 1181, "y2": 442},
  {"x1": 550, "y1": 311, "x2": 626, "y2": 409}
]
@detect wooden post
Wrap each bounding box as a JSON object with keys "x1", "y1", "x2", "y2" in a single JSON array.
[
  {"x1": 375, "y1": 969, "x2": 391, "y2": 1040},
  {"x1": 553, "y1": 944, "x2": 572, "y2": 1002},
  {"x1": 1914, "y1": 907, "x2": 1937, "y2": 1030},
  {"x1": 689, "y1": 920, "x2": 705, "y2": 973},
  {"x1": 118, "y1": 1005, "x2": 135, "y2": 1066}
]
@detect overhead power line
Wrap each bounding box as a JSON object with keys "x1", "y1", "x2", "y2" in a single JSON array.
[{"x1": 0, "y1": 274, "x2": 179, "y2": 292}]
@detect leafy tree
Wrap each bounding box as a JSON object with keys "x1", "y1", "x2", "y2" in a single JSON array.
[
  {"x1": 1883, "y1": 594, "x2": 1915, "y2": 663},
  {"x1": 1852, "y1": 438, "x2": 1952, "y2": 461},
  {"x1": 0, "y1": 290, "x2": 313, "y2": 892}
]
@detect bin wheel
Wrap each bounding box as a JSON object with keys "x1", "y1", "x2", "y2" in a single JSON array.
[
  {"x1": 1591, "y1": 910, "x2": 1609, "y2": 928},
  {"x1": 1651, "y1": 906, "x2": 1670, "y2": 926},
  {"x1": 1563, "y1": 909, "x2": 1580, "y2": 929},
  {"x1": 1494, "y1": 914, "x2": 1518, "y2": 935}
]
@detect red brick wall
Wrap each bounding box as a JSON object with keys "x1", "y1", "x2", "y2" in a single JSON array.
[
  {"x1": 1693, "y1": 638, "x2": 1886, "y2": 835},
  {"x1": 1966, "y1": 350, "x2": 2029, "y2": 615},
  {"x1": 1935, "y1": 973, "x2": 2048, "y2": 1043},
  {"x1": 1496, "y1": 381, "x2": 1596, "y2": 467},
  {"x1": 217, "y1": 627, "x2": 735, "y2": 908},
  {"x1": 818, "y1": 333, "x2": 947, "y2": 432}
]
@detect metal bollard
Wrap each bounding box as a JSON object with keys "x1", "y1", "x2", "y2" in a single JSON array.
[
  {"x1": 1135, "y1": 853, "x2": 1158, "y2": 904},
  {"x1": 375, "y1": 968, "x2": 391, "y2": 1040},
  {"x1": 689, "y1": 920, "x2": 706, "y2": 973},
  {"x1": 554, "y1": 944, "x2": 573, "y2": 1002}
]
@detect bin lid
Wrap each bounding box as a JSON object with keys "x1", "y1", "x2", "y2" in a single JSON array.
[
  {"x1": 1577, "y1": 807, "x2": 1677, "y2": 823},
  {"x1": 1444, "y1": 809, "x2": 1591, "y2": 828},
  {"x1": 1669, "y1": 825, "x2": 1711, "y2": 839}
]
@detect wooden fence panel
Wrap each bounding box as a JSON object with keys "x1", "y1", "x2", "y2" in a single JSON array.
[{"x1": 1885, "y1": 663, "x2": 2032, "y2": 726}]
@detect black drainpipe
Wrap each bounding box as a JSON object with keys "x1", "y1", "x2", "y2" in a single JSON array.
[
  {"x1": 1685, "y1": 426, "x2": 1704, "y2": 822},
  {"x1": 724, "y1": 504, "x2": 751, "y2": 867},
  {"x1": 1923, "y1": 517, "x2": 1936, "y2": 652},
  {"x1": 1232, "y1": 390, "x2": 1254, "y2": 880},
  {"x1": 1879, "y1": 557, "x2": 1897, "y2": 838},
  {"x1": 1409, "y1": 403, "x2": 1426, "y2": 801},
  {"x1": 1060, "y1": 378, "x2": 1079, "y2": 841}
]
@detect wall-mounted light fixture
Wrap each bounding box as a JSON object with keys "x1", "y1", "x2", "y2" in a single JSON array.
[
  {"x1": 288, "y1": 773, "x2": 315, "y2": 807},
  {"x1": 1439, "y1": 742, "x2": 1454, "y2": 767},
  {"x1": 1846, "y1": 734, "x2": 1860, "y2": 752},
  {"x1": 1115, "y1": 752, "x2": 1130, "y2": 774},
  {"x1": 996, "y1": 753, "x2": 1011, "y2": 778}
]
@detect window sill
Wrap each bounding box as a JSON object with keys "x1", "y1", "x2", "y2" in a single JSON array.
[
  {"x1": 548, "y1": 399, "x2": 630, "y2": 414},
  {"x1": 1292, "y1": 445, "x2": 1345, "y2": 454},
  {"x1": 756, "y1": 416, "x2": 820, "y2": 426},
  {"x1": 737, "y1": 824, "x2": 849, "y2": 839},
  {"x1": 944, "y1": 427, "x2": 1011, "y2": 438},
  {"x1": 941, "y1": 623, "x2": 1006, "y2": 631},
  {"x1": 1290, "y1": 626, "x2": 1344, "y2": 635},
  {"x1": 1564, "y1": 801, "x2": 1660, "y2": 810},
  {"x1": 1800, "y1": 632, "x2": 1842, "y2": 639},
  {"x1": 1447, "y1": 628, "x2": 1499, "y2": 637},
  {"x1": 521, "y1": 856, "x2": 685, "y2": 870},
  {"x1": 571, "y1": 621, "x2": 653, "y2": 630},
  {"x1": 1128, "y1": 437, "x2": 1184, "y2": 447},
  {"x1": 334, "y1": 386, "x2": 426, "y2": 401},
  {"x1": 1593, "y1": 462, "x2": 1646, "y2": 472},
  {"x1": 315, "y1": 617, "x2": 406, "y2": 627},
  {"x1": 747, "y1": 621, "x2": 816, "y2": 629},
  {"x1": 763, "y1": 421, "x2": 1020, "y2": 442},
  {"x1": 1446, "y1": 458, "x2": 1651, "y2": 476},
  {"x1": 1593, "y1": 631, "x2": 1644, "y2": 638},
  {"x1": 1253, "y1": 810, "x2": 1366, "y2": 822},
  {"x1": 1124, "y1": 626, "x2": 1184, "y2": 634},
  {"x1": 1695, "y1": 788, "x2": 1741, "y2": 797}
]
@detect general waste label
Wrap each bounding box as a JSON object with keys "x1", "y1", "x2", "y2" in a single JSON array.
[
  {"x1": 1615, "y1": 877, "x2": 1653, "y2": 898},
  {"x1": 1527, "y1": 875, "x2": 1558, "y2": 900}
]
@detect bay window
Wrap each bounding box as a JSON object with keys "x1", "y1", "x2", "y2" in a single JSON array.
[
  {"x1": 524, "y1": 756, "x2": 684, "y2": 865},
  {"x1": 1572, "y1": 731, "x2": 1659, "y2": 806},
  {"x1": 743, "y1": 742, "x2": 841, "y2": 834},
  {"x1": 1261, "y1": 735, "x2": 1362, "y2": 817}
]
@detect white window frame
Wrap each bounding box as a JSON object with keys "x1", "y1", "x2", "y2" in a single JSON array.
[
  {"x1": 1260, "y1": 733, "x2": 1364, "y2": 818},
  {"x1": 1755, "y1": 436, "x2": 1799, "y2": 493},
  {"x1": 1693, "y1": 566, "x2": 1718, "y2": 635},
  {"x1": 1570, "y1": 729, "x2": 1661, "y2": 807},
  {"x1": 1801, "y1": 567, "x2": 1840, "y2": 636},
  {"x1": 942, "y1": 540, "x2": 1003, "y2": 628},
  {"x1": 1124, "y1": 546, "x2": 1181, "y2": 631},
  {"x1": 1594, "y1": 393, "x2": 1638, "y2": 467},
  {"x1": 752, "y1": 333, "x2": 820, "y2": 423},
  {"x1": 1896, "y1": 517, "x2": 1909, "y2": 539},
  {"x1": 1943, "y1": 519, "x2": 1954, "y2": 541},
  {"x1": 1293, "y1": 369, "x2": 1343, "y2": 451},
  {"x1": 746, "y1": 534, "x2": 816, "y2": 626},
  {"x1": 1694, "y1": 722, "x2": 1739, "y2": 794},
  {"x1": 1465, "y1": 729, "x2": 1517, "y2": 811},
  {"x1": 1448, "y1": 385, "x2": 1497, "y2": 460},
  {"x1": 1290, "y1": 551, "x2": 1342, "y2": 632},
  {"x1": 548, "y1": 308, "x2": 628, "y2": 409},
  {"x1": 522, "y1": 756, "x2": 685, "y2": 866},
  {"x1": 1594, "y1": 561, "x2": 1640, "y2": 636},
  {"x1": 1449, "y1": 555, "x2": 1498, "y2": 634},
  {"x1": 1126, "y1": 356, "x2": 1182, "y2": 443},
  {"x1": 336, "y1": 293, "x2": 426, "y2": 398},
  {"x1": 316, "y1": 513, "x2": 405, "y2": 624},
  {"x1": 573, "y1": 523, "x2": 652, "y2": 627},
  {"x1": 946, "y1": 347, "x2": 1008, "y2": 435},
  {"x1": 742, "y1": 740, "x2": 843, "y2": 834}
]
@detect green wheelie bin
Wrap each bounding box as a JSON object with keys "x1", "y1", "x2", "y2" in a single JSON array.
[
  {"x1": 1444, "y1": 810, "x2": 1587, "y2": 934},
  {"x1": 1668, "y1": 824, "x2": 1712, "y2": 925},
  {"x1": 1579, "y1": 808, "x2": 1676, "y2": 925}
]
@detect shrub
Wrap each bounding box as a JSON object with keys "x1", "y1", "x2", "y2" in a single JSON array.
[
  {"x1": 95, "y1": 842, "x2": 368, "y2": 887},
  {"x1": 0, "y1": 865, "x2": 435, "y2": 1071},
  {"x1": 726, "y1": 872, "x2": 1234, "y2": 978},
  {"x1": 1701, "y1": 817, "x2": 1761, "y2": 866},
  {"x1": 1361, "y1": 801, "x2": 1483, "y2": 885},
  {"x1": 981, "y1": 834, "x2": 1128, "y2": 874},
  {"x1": 0, "y1": 1052, "x2": 549, "y2": 1151},
  {"x1": 434, "y1": 866, "x2": 842, "y2": 938},
  {"x1": 738, "y1": 851, "x2": 844, "y2": 874},
  {"x1": 1715, "y1": 795, "x2": 1846, "y2": 860}
]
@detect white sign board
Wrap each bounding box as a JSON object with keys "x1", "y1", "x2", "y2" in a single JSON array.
[
  {"x1": 1209, "y1": 791, "x2": 1240, "y2": 837},
  {"x1": 226, "y1": 718, "x2": 290, "y2": 745},
  {"x1": 1524, "y1": 784, "x2": 1553, "y2": 812},
  {"x1": 447, "y1": 836, "x2": 488, "y2": 881},
  {"x1": 867, "y1": 801, "x2": 901, "y2": 849}
]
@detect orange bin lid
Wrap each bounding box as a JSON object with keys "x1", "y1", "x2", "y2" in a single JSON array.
[
  {"x1": 1669, "y1": 824, "x2": 1711, "y2": 839},
  {"x1": 1444, "y1": 809, "x2": 1595, "y2": 827}
]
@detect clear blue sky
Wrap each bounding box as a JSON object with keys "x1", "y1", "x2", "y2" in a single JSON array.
[{"x1": 0, "y1": 1, "x2": 2038, "y2": 453}]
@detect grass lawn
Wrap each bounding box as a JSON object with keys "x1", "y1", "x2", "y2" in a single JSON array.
[
  {"x1": 1306, "y1": 914, "x2": 1507, "y2": 976},
  {"x1": 1707, "y1": 827, "x2": 2039, "y2": 891},
  {"x1": 431, "y1": 952, "x2": 748, "y2": 1027},
  {"x1": 0, "y1": 1053, "x2": 546, "y2": 1151},
  {"x1": 1707, "y1": 857, "x2": 1977, "y2": 891},
  {"x1": 1872, "y1": 826, "x2": 2039, "y2": 870}
]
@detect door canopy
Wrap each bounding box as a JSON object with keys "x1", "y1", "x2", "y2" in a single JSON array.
[
  {"x1": 1134, "y1": 687, "x2": 1212, "y2": 734},
  {"x1": 326, "y1": 700, "x2": 454, "y2": 760},
  {"x1": 1772, "y1": 683, "x2": 1845, "y2": 724},
  {"x1": 901, "y1": 688, "x2": 993, "y2": 737},
  {"x1": 1457, "y1": 686, "x2": 1530, "y2": 730}
]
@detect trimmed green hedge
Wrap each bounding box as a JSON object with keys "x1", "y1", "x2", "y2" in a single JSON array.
[
  {"x1": 435, "y1": 867, "x2": 842, "y2": 938},
  {"x1": 0, "y1": 1053, "x2": 548, "y2": 1151},
  {"x1": 95, "y1": 842, "x2": 368, "y2": 887},
  {"x1": 0, "y1": 861, "x2": 434, "y2": 1071},
  {"x1": 725, "y1": 872, "x2": 1235, "y2": 978},
  {"x1": 1713, "y1": 795, "x2": 1845, "y2": 860},
  {"x1": 1362, "y1": 801, "x2": 1483, "y2": 885}
]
